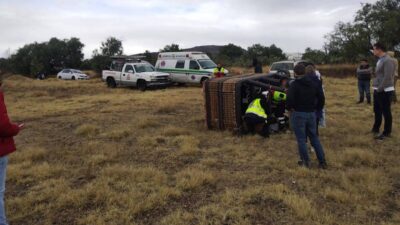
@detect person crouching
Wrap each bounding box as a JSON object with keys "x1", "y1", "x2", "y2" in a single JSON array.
[{"x1": 243, "y1": 91, "x2": 271, "y2": 138}]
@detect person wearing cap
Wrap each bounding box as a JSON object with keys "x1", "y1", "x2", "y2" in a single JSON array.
[
  {"x1": 213, "y1": 64, "x2": 225, "y2": 78},
  {"x1": 287, "y1": 63, "x2": 327, "y2": 169},
  {"x1": 388, "y1": 51, "x2": 398, "y2": 103},
  {"x1": 0, "y1": 78, "x2": 24, "y2": 225},
  {"x1": 243, "y1": 91, "x2": 271, "y2": 138}
]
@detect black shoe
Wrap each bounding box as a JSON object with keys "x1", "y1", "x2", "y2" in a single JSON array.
[
  {"x1": 371, "y1": 129, "x2": 379, "y2": 135},
  {"x1": 319, "y1": 162, "x2": 328, "y2": 170},
  {"x1": 298, "y1": 161, "x2": 310, "y2": 168},
  {"x1": 375, "y1": 133, "x2": 390, "y2": 140}
]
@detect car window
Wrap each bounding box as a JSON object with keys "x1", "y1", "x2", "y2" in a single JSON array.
[
  {"x1": 124, "y1": 65, "x2": 134, "y2": 73},
  {"x1": 271, "y1": 63, "x2": 293, "y2": 71},
  {"x1": 198, "y1": 59, "x2": 217, "y2": 69},
  {"x1": 175, "y1": 60, "x2": 185, "y2": 69},
  {"x1": 189, "y1": 60, "x2": 200, "y2": 70},
  {"x1": 64, "y1": 69, "x2": 70, "y2": 73},
  {"x1": 134, "y1": 64, "x2": 155, "y2": 73}
]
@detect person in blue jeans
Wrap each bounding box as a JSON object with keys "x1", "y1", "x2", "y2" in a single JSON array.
[
  {"x1": 356, "y1": 59, "x2": 372, "y2": 104},
  {"x1": 287, "y1": 64, "x2": 327, "y2": 169},
  {"x1": 0, "y1": 157, "x2": 9, "y2": 225}
]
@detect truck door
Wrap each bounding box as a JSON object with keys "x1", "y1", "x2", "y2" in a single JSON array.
[
  {"x1": 172, "y1": 60, "x2": 186, "y2": 83},
  {"x1": 122, "y1": 65, "x2": 135, "y2": 86},
  {"x1": 188, "y1": 60, "x2": 201, "y2": 83}
]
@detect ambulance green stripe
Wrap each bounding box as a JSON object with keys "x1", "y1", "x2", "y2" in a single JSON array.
[{"x1": 157, "y1": 68, "x2": 211, "y2": 75}]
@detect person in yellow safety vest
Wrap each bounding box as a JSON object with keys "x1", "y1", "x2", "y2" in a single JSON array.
[
  {"x1": 243, "y1": 91, "x2": 271, "y2": 137},
  {"x1": 271, "y1": 90, "x2": 287, "y2": 118},
  {"x1": 213, "y1": 64, "x2": 225, "y2": 78}
]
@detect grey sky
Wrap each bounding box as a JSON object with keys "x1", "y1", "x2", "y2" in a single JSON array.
[{"x1": 0, "y1": 0, "x2": 378, "y2": 58}]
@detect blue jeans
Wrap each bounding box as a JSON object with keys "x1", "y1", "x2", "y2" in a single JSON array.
[
  {"x1": 291, "y1": 111, "x2": 326, "y2": 164},
  {"x1": 358, "y1": 80, "x2": 371, "y2": 102},
  {"x1": 0, "y1": 156, "x2": 8, "y2": 225}
]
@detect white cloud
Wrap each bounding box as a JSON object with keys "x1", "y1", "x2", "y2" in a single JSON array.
[{"x1": 0, "y1": 0, "x2": 379, "y2": 58}]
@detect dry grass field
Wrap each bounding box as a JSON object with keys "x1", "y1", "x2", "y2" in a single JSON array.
[{"x1": 2, "y1": 74, "x2": 400, "y2": 225}]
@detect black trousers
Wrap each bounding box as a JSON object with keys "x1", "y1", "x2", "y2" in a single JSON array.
[
  {"x1": 244, "y1": 114, "x2": 270, "y2": 137},
  {"x1": 373, "y1": 90, "x2": 393, "y2": 135}
]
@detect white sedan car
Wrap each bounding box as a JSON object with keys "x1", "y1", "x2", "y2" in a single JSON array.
[{"x1": 57, "y1": 69, "x2": 89, "y2": 80}]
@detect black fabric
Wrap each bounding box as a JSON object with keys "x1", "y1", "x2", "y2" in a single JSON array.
[
  {"x1": 373, "y1": 90, "x2": 393, "y2": 135},
  {"x1": 286, "y1": 75, "x2": 325, "y2": 112},
  {"x1": 243, "y1": 113, "x2": 270, "y2": 137},
  {"x1": 357, "y1": 65, "x2": 372, "y2": 80}
]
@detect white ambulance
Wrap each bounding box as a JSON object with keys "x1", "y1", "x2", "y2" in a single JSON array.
[{"x1": 155, "y1": 52, "x2": 228, "y2": 85}]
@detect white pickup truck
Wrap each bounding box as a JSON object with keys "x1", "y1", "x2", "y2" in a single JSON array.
[{"x1": 102, "y1": 57, "x2": 171, "y2": 91}]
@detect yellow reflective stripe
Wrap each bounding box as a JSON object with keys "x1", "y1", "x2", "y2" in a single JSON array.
[
  {"x1": 214, "y1": 68, "x2": 225, "y2": 73},
  {"x1": 273, "y1": 91, "x2": 287, "y2": 102},
  {"x1": 246, "y1": 99, "x2": 267, "y2": 118}
]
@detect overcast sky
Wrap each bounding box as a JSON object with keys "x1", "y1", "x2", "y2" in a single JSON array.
[{"x1": 0, "y1": 0, "x2": 378, "y2": 58}]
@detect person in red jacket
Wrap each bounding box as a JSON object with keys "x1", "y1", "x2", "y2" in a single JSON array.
[{"x1": 0, "y1": 79, "x2": 24, "y2": 225}]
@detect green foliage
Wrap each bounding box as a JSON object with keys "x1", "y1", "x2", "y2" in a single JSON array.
[
  {"x1": 90, "y1": 37, "x2": 123, "y2": 72},
  {"x1": 325, "y1": 0, "x2": 400, "y2": 63},
  {"x1": 245, "y1": 44, "x2": 286, "y2": 66},
  {"x1": 302, "y1": 47, "x2": 328, "y2": 64},
  {"x1": 90, "y1": 49, "x2": 111, "y2": 73},
  {"x1": 219, "y1": 44, "x2": 245, "y2": 61},
  {"x1": 100, "y1": 37, "x2": 123, "y2": 56},
  {"x1": 143, "y1": 50, "x2": 157, "y2": 65},
  {"x1": 8, "y1": 37, "x2": 84, "y2": 76},
  {"x1": 0, "y1": 58, "x2": 11, "y2": 74},
  {"x1": 160, "y1": 44, "x2": 180, "y2": 52}
]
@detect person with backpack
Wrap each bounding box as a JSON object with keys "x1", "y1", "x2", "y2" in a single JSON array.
[{"x1": 0, "y1": 78, "x2": 24, "y2": 225}]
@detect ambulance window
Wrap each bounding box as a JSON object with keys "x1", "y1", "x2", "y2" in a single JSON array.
[
  {"x1": 175, "y1": 60, "x2": 185, "y2": 69},
  {"x1": 189, "y1": 60, "x2": 200, "y2": 70},
  {"x1": 124, "y1": 65, "x2": 134, "y2": 73}
]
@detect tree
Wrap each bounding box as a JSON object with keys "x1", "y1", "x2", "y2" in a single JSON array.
[
  {"x1": 101, "y1": 37, "x2": 123, "y2": 56},
  {"x1": 160, "y1": 43, "x2": 180, "y2": 52},
  {"x1": 90, "y1": 49, "x2": 111, "y2": 73},
  {"x1": 143, "y1": 50, "x2": 157, "y2": 65},
  {"x1": 246, "y1": 44, "x2": 286, "y2": 65},
  {"x1": 218, "y1": 44, "x2": 245, "y2": 61},
  {"x1": 324, "y1": 0, "x2": 400, "y2": 63},
  {"x1": 302, "y1": 48, "x2": 328, "y2": 64},
  {"x1": 7, "y1": 37, "x2": 85, "y2": 76}
]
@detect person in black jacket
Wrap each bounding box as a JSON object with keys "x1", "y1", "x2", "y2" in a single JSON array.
[
  {"x1": 287, "y1": 64, "x2": 327, "y2": 169},
  {"x1": 356, "y1": 59, "x2": 372, "y2": 104}
]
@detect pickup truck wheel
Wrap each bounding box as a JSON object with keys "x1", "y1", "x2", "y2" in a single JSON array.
[
  {"x1": 200, "y1": 77, "x2": 209, "y2": 86},
  {"x1": 137, "y1": 80, "x2": 147, "y2": 92},
  {"x1": 71, "y1": 76, "x2": 76, "y2": 80},
  {"x1": 106, "y1": 77, "x2": 117, "y2": 88}
]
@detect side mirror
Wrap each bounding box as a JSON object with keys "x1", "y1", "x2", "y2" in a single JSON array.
[{"x1": 128, "y1": 70, "x2": 134, "y2": 73}]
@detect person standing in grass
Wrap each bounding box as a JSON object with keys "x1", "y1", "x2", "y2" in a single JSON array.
[
  {"x1": 356, "y1": 59, "x2": 372, "y2": 104},
  {"x1": 0, "y1": 78, "x2": 24, "y2": 225},
  {"x1": 287, "y1": 64, "x2": 327, "y2": 169},
  {"x1": 388, "y1": 51, "x2": 398, "y2": 103},
  {"x1": 371, "y1": 43, "x2": 396, "y2": 140},
  {"x1": 213, "y1": 64, "x2": 226, "y2": 78}
]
